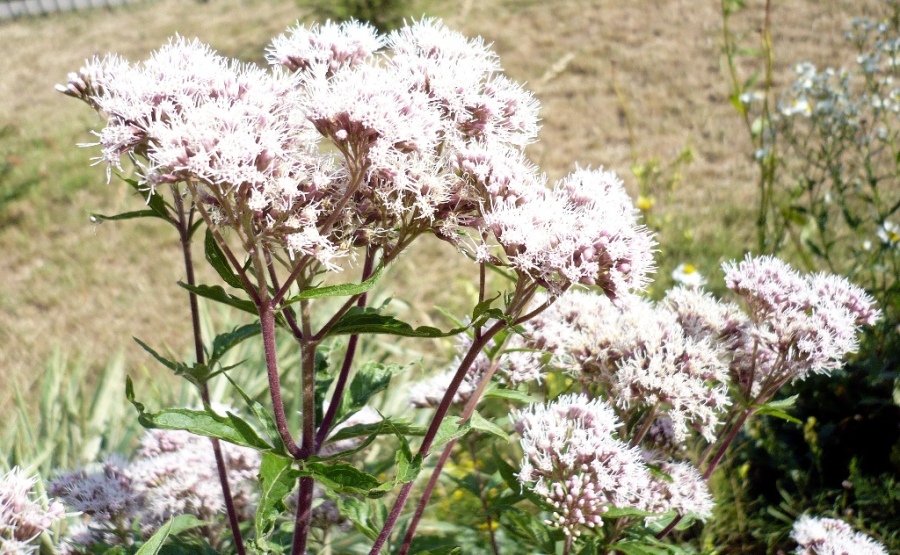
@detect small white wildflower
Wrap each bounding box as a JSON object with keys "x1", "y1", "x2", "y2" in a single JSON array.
[
  {"x1": 877, "y1": 220, "x2": 900, "y2": 247},
  {"x1": 671, "y1": 263, "x2": 705, "y2": 288}
]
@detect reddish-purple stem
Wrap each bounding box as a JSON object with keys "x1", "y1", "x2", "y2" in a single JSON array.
[
  {"x1": 367, "y1": 321, "x2": 506, "y2": 554},
  {"x1": 174, "y1": 192, "x2": 246, "y2": 555}
]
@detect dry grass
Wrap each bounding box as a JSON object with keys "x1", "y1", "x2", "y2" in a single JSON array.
[{"x1": 0, "y1": 0, "x2": 882, "y2": 397}]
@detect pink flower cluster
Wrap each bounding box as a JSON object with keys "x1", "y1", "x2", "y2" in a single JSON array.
[
  {"x1": 791, "y1": 515, "x2": 886, "y2": 555},
  {"x1": 723, "y1": 255, "x2": 880, "y2": 395},
  {"x1": 514, "y1": 394, "x2": 714, "y2": 537},
  {"x1": 60, "y1": 20, "x2": 653, "y2": 297},
  {"x1": 0, "y1": 468, "x2": 65, "y2": 555},
  {"x1": 49, "y1": 429, "x2": 259, "y2": 551},
  {"x1": 520, "y1": 290, "x2": 731, "y2": 442}
]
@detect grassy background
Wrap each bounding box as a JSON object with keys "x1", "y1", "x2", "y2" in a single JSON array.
[{"x1": 0, "y1": 0, "x2": 881, "y2": 402}]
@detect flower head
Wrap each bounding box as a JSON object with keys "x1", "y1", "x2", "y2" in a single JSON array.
[
  {"x1": 484, "y1": 167, "x2": 655, "y2": 296},
  {"x1": 723, "y1": 255, "x2": 879, "y2": 394},
  {"x1": 267, "y1": 20, "x2": 383, "y2": 75},
  {"x1": 0, "y1": 468, "x2": 65, "y2": 553},
  {"x1": 515, "y1": 394, "x2": 653, "y2": 537},
  {"x1": 791, "y1": 515, "x2": 887, "y2": 555}
]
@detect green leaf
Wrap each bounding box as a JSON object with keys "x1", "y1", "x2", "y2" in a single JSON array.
[
  {"x1": 177, "y1": 282, "x2": 258, "y2": 317},
  {"x1": 135, "y1": 515, "x2": 205, "y2": 555},
  {"x1": 337, "y1": 362, "x2": 399, "y2": 424},
  {"x1": 431, "y1": 417, "x2": 471, "y2": 452},
  {"x1": 285, "y1": 264, "x2": 384, "y2": 302},
  {"x1": 222, "y1": 372, "x2": 284, "y2": 454},
  {"x1": 471, "y1": 293, "x2": 502, "y2": 323},
  {"x1": 208, "y1": 323, "x2": 261, "y2": 368},
  {"x1": 755, "y1": 395, "x2": 802, "y2": 424},
  {"x1": 608, "y1": 542, "x2": 671, "y2": 555},
  {"x1": 326, "y1": 417, "x2": 426, "y2": 444},
  {"x1": 205, "y1": 228, "x2": 244, "y2": 290},
  {"x1": 325, "y1": 306, "x2": 467, "y2": 339},
  {"x1": 482, "y1": 387, "x2": 537, "y2": 404},
  {"x1": 601, "y1": 505, "x2": 660, "y2": 518},
  {"x1": 90, "y1": 209, "x2": 166, "y2": 223},
  {"x1": 133, "y1": 338, "x2": 213, "y2": 386},
  {"x1": 336, "y1": 496, "x2": 383, "y2": 541},
  {"x1": 126, "y1": 378, "x2": 272, "y2": 450},
  {"x1": 255, "y1": 452, "x2": 299, "y2": 537},
  {"x1": 299, "y1": 462, "x2": 384, "y2": 496},
  {"x1": 469, "y1": 411, "x2": 508, "y2": 441}
]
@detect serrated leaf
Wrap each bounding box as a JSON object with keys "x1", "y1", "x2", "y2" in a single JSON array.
[
  {"x1": 208, "y1": 323, "x2": 261, "y2": 368},
  {"x1": 255, "y1": 452, "x2": 299, "y2": 537},
  {"x1": 431, "y1": 418, "x2": 471, "y2": 452},
  {"x1": 325, "y1": 307, "x2": 467, "y2": 338},
  {"x1": 601, "y1": 505, "x2": 660, "y2": 518},
  {"x1": 205, "y1": 228, "x2": 244, "y2": 290},
  {"x1": 299, "y1": 462, "x2": 384, "y2": 496},
  {"x1": 337, "y1": 362, "x2": 398, "y2": 424},
  {"x1": 325, "y1": 418, "x2": 426, "y2": 444},
  {"x1": 222, "y1": 372, "x2": 284, "y2": 454},
  {"x1": 482, "y1": 387, "x2": 537, "y2": 404},
  {"x1": 470, "y1": 410, "x2": 508, "y2": 441},
  {"x1": 178, "y1": 282, "x2": 258, "y2": 317},
  {"x1": 336, "y1": 496, "x2": 381, "y2": 541},
  {"x1": 471, "y1": 293, "x2": 501, "y2": 322},
  {"x1": 285, "y1": 264, "x2": 384, "y2": 303},
  {"x1": 133, "y1": 338, "x2": 213, "y2": 386},
  {"x1": 608, "y1": 542, "x2": 671, "y2": 555},
  {"x1": 135, "y1": 515, "x2": 205, "y2": 555},
  {"x1": 755, "y1": 395, "x2": 802, "y2": 424},
  {"x1": 126, "y1": 378, "x2": 272, "y2": 450}
]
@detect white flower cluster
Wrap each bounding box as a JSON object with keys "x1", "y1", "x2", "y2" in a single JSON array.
[
  {"x1": 60, "y1": 19, "x2": 653, "y2": 297},
  {"x1": 723, "y1": 255, "x2": 879, "y2": 395},
  {"x1": 484, "y1": 168, "x2": 655, "y2": 296},
  {"x1": 514, "y1": 394, "x2": 713, "y2": 537},
  {"x1": 791, "y1": 515, "x2": 887, "y2": 555},
  {"x1": 0, "y1": 468, "x2": 65, "y2": 555},
  {"x1": 49, "y1": 429, "x2": 259, "y2": 551},
  {"x1": 521, "y1": 290, "x2": 731, "y2": 442}
]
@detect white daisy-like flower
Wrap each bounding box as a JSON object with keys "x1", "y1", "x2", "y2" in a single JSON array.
[
  {"x1": 876, "y1": 220, "x2": 900, "y2": 247},
  {"x1": 671, "y1": 263, "x2": 705, "y2": 288}
]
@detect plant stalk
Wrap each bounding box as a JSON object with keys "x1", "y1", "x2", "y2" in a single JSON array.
[{"x1": 173, "y1": 190, "x2": 246, "y2": 555}]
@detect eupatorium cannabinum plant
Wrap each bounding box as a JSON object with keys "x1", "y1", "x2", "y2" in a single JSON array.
[{"x1": 49, "y1": 17, "x2": 884, "y2": 555}]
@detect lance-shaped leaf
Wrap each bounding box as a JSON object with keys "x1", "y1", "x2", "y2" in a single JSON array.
[
  {"x1": 126, "y1": 377, "x2": 272, "y2": 450},
  {"x1": 178, "y1": 282, "x2": 258, "y2": 316},
  {"x1": 133, "y1": 337, "x2": 213, "y2": 387},
  {"x1": 326, "y1": 418, "x2": 426, "y2": 444},
  {"x1": 208, "y1": 323, "x2": 261, "y2": 368},
  {"x1": 335, "y1": 362, "x2": 401, "y2": 425},
  {"x1": 134, "y1": 514, "x2": 205, "y2": 555},
  {"x1": 431, "y1": 417, "x2": 471, "y2": 452},
  {"x1": 204, "y1": 228, "x2": 245, "y2": 290},
  {"x1": 255, "y1": 452, "x2": 299, "y2": 537},
  {"x1": 469, "y1": 410, "x2": 508, "y2": 441},
  {"x1": 299, "y1": 462, "x2": 384, "y2": 496},
  {"x1": 284, "y1": 264, "x2": 385, "y2": 303},
  {"x1": 222, "y1": 372, "x2": 284, "y2": 455},
  {"x1": 90, "y1": 209, "x2": 165, "y2": 223},
  {"x1": 325, "y1": 306, "x2": 468, "y2": 338}
]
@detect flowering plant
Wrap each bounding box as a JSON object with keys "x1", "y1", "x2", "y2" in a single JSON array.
[{"x1": 47, "y1": 17, "x2": 886, "y2": 555}]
